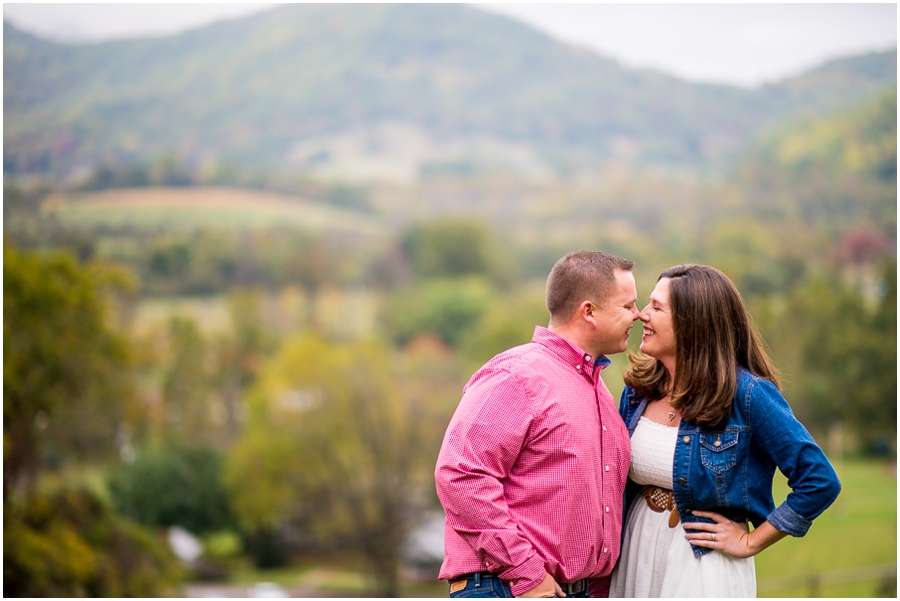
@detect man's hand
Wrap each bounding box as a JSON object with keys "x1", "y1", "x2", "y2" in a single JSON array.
[{"x1": 517, "y1": 572, "x2": 565, "y2": 598}]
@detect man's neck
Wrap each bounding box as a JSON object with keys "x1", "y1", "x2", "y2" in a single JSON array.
[{"x1": 548, "y1": 322, "x2": 595, "y2": 358}]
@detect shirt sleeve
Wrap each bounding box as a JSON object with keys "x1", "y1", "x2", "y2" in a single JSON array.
[
  {"x1": 434, "y1": 368, "x2": 547, "y2": 595},
  {"x1": 746, "y1": 377, "x2": 842, "y2": 537}
]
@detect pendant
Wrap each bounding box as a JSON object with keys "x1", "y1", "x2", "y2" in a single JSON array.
[{"x1": 668, "y1": 411, "x2": 676, "y2": 422}]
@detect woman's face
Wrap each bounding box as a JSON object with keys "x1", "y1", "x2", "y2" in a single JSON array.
[{"x1": 640, "y1": 277, "x2": 676, "y2": 366}]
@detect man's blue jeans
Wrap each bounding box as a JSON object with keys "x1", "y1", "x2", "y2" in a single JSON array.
[{"x1": 448, "y1": 572, "x2": 591, "y2": 598}]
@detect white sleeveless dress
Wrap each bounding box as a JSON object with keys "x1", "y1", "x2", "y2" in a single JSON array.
[{"x1": 610, "y1": 416, "x2": 756, "y2": 597}]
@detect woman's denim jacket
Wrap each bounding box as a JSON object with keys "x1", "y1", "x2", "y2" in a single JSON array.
[{"x1": 619, "y1": 367, "x2": 841, "y2": 557}]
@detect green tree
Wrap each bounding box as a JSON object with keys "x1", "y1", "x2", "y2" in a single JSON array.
[
  {"x1": 388, "y1": 276, "x2": 494, "y2": 346},
  {"x1": 3, "y1": 179, "x2": 44, "y2": 222},
  {"x1": 108, "y1": 442, "x2": 236, "y2": 535},
  {"x1": 459, "y1": 282, "x2": 549, "y2": 367},
  {"x1": 150, "y1": 152, "x2": 193, "y2": 187},
  {"x1": 224, "y1": 335, "x2": 431, "y2": 596},
  {"x1": 779, "y1": 264, "x2": 897, "y2": 453},
  {"x1": 3, "y1": 243, "x2": 137, "y2": 493},
  {"x1": 843, "y1": 261, "x2": 897, "y2": 452},
  {"x1": 160, "y1": 316, "x2": 215, "y2": 444},
  {"x1": 697, "y1": 219, "x2": 808, "y2": 297},
  {"x1": 401, "y1": 218, "x2": 493, "y2": 278}
]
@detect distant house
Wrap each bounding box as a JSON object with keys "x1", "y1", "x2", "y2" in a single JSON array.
[{"x1": 401, "y1": 511, "x2": 445, "y2": 581}]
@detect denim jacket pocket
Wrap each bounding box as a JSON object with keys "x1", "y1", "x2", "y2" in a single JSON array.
[{"x1": 698, "y1": 429, "x2": 740, "y2": 474}]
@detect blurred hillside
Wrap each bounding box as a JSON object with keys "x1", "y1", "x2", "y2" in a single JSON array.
[{"x1": 3, "y1": 3, "x2": 896, "y2": 182}]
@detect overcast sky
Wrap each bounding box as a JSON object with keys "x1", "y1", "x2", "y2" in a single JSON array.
[{"x1": 3, "y1": 3, "x2": 896, "y2": 87}]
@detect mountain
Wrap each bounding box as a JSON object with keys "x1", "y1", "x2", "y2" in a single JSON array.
[
  {"x1": 756, "y1": 51, "x2": 898, "y2": 121},
  {"x1": 3, "y1": 4, "x2": 896, "y2": 182},
  {"x1": 736, "y1": 87, "x2": 896, "y2": 233}
]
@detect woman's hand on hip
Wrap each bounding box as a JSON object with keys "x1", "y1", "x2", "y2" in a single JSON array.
[
  {"x1": 683, "y1": 510, "x2": 753, "y2": 558},
  {"x1": 684, "y1": 511, "x2": 787, "y2": 558}
]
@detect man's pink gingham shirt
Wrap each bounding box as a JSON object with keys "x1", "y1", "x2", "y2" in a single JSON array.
[{"x1": 435, "y1": 327, "x2": 631, "y2": 597}]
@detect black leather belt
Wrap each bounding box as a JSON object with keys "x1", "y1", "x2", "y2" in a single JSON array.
[
  {"x1": 563, "y1": 578, "x2": 588, "y2": 595},
  {"x1": 449, "y1": 572, "x2": 588, "y2": 595}
]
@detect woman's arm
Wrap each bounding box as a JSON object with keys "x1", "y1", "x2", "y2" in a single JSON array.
[
  {"x1": 747, "y1": 378, "x2": 842, "y2": 537},
  {"x1": 683, "y1": 510, "x2": 788, "y2": 558}
]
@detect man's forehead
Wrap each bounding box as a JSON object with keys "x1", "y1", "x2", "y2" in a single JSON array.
[{"x1": 609, "y1": 271, "x2": 637, "y2": 302}]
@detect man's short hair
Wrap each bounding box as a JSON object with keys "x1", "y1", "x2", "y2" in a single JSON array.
[{"x1": 545, "y1": 250, "x2": 635, "y2": 322}]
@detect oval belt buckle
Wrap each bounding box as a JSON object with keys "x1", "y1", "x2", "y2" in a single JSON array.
[{"x1": 668, "y1": 503, "x2": 680, "y2": 528}]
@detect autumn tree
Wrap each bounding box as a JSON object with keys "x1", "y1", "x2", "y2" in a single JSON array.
[
  {"x1": 159, "y1": 316, "x2": 214, "y2": 444},
  {"x1": 224, "y1": 335, "x2": 432, "y2": 596},
  {"x1": 213, "y1": 288, "x2": 274, "y2": 442},
  {"x1": 3, "y1": 243, "x2": 137, "y2": 493}
]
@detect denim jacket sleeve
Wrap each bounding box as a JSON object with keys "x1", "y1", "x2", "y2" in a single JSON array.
[{"x1": 745, "y1": 376, "x2": 842, "y2": 537}]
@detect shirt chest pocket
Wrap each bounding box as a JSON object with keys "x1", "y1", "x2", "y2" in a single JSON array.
[{"x1": 698, "y1": 430, "x2": 740, "y2": 474}]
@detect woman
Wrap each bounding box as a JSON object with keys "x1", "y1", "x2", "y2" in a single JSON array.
[{"x1": 610, "y1": 264, "x2": 841, "y2": 597}]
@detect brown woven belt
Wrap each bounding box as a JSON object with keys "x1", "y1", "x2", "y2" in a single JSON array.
[{"x1": 643, "y1": 485, "x2": 680, "y2": 528}]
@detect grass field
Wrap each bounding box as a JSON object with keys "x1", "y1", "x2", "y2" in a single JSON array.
[
  {"x1": 41, "y1": 187, "x2": 384, "y2": 235},
  {"x1": 209, "y1": 458, "x2": 896, "y2": 598},
  {"x1": 756, "y1": 457, "x2": 896, "y2": 597}
]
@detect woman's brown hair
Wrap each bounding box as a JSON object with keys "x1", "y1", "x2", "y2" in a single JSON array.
[{"x1": 624, "y1": 264, "x2": 781, "y2": 428}]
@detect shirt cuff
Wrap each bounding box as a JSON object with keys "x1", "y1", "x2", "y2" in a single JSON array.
[
  {"x1": 768, "y1": 501, "x2": 813, "y2": 538},
  {"x1": 499, "y1": 554, "x2": 547, "y2": 597}
]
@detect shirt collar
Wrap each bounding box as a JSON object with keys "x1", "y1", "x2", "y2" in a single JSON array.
[{"x1": 532, "y1": 326, "x2": 608, "y2": 375}]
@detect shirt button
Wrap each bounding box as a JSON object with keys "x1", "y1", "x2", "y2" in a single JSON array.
[
  {"x1": 575, "y1": 365, "x2": 582, "y2": 371},
  {"x1": 605, "y1": 465, "x2": 610, "y2": 471},
  {"x1": 682, "y1": 436, "x2": 691, "y2": 444},
  {"x1": 603, "y1": 548, "x2": 608, "y2": 553},
  {"x1": 605, "y1": 506, "x2": 610, "y2": 512},
  {"x1": 602, "y1": 426, "x2": 607, "y2": 431},
  {"x1": 585, "y1": 354, "x2": 592, "y2": 362}
]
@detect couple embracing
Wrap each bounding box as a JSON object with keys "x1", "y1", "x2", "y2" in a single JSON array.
[{"x1": 434, "y1": 250, "x2": 841, "y2": 598}]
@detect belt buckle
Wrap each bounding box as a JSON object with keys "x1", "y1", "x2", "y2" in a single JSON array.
[
  {"x1": 644, "y1": 485, "x2": 674, "y2": 512},
  {"x1": 565, "y1": 579, "x2": 586, "y2": 595}
]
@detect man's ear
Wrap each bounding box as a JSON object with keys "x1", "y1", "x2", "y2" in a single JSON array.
[{"x1": 579, "y1": 300, "x2": 598, "y2": 327}]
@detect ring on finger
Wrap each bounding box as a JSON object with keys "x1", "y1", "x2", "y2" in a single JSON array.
[{"x1": 712, "y1": 533, "x2": 716, "y2": 542}]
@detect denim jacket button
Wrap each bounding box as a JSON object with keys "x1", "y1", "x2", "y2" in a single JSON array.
[
  {"x1": 682, "y1": 436, "x2": 691, "y2": 444},
  {"x1": 677, "y1": 477, "x2": 686, "y2": 485}
]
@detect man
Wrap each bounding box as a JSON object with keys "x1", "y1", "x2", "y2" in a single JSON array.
[{"x1": 435, "y1": 250, "x2": 640, "y2": 598}]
